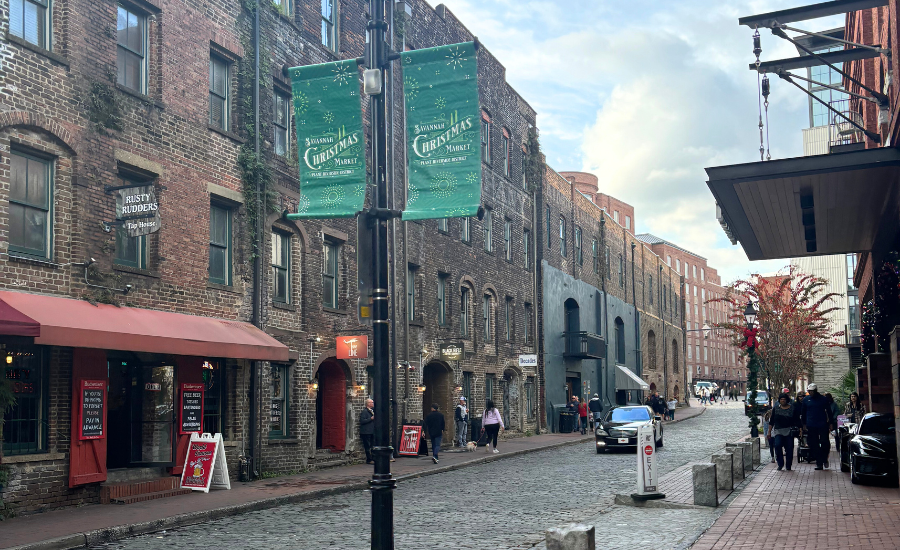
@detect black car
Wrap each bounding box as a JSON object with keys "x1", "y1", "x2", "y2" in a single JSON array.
[
  {"x1": 743, "y1": 390, "x2": 770, "y2": 415},
  {"x1": 595, "y1": 405, "x2": 663, "y2": 454},
  {"x1": 845, "y1": 413, "x2": 898, "y2": 486}
]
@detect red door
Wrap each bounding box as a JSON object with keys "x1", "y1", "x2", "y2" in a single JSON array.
[
  {"x1": 171, "y1": 356, "x2": 203, "y2": 475},
  {"x1": 318, "y1": 361, "x2": 346, "y2": 451},
  {"x1": 69, "y1": 348, "x2": 108, "y2": 487}
]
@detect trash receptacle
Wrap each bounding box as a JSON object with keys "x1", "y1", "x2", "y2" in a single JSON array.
[{"x1": 559, "y1": 411, "x2": 575, "y2": 433}]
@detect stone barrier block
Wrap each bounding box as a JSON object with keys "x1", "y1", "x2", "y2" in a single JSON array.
[
  {"x1": 751, "y1": 437, "x2": 761, "y2": 468},
  {"x1": 738, "y1": 441, "x2": 754, "y2": 473},
  {"x1": 546, "y1": 524, "x2": 596, "y2": 550},
  {"x1": 692, "y1": 463, "x2": 718, "y2": 507},
  {"x1": 712, "y1": 452, "x2": 733, "y2": 491},
  {"x1": 724, "y1": 444, "x2": 744, "y2": 483}
]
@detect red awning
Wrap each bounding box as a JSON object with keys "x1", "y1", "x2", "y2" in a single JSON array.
[
  {"x1": 0, "y1": 291, "x2": 289, "y2": 362},
  {"x1": 0, "y1": 298, "x2": 39, "y2": 337}
]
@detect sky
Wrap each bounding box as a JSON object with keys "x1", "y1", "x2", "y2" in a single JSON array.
[{"x1": 434, "y1": 0, "x2": 845, "y2": 285}]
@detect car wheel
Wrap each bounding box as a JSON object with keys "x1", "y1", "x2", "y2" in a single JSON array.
[{"x1": 850, "y1": 454, "x2": 860, "y2": 485}]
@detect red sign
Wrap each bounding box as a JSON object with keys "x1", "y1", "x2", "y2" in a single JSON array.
[
  {"x1": 179, "y1": 383, "x2": 205, "y2": 435},
  {"x1": 644, "y1": 445, "x2": 654, "y2": 456},
  {"x1": 336, "y1": 335, "x2": 368, "y2": 360},
  {"x1": 78, "y1": 380, "x2": 106, "y2": 440},
  {"x1": 398, "y1": 424, "x2": 423, "y2": 456},
  {"x1": 180, "y1": 438, "x2": 217, "y2": 489}
]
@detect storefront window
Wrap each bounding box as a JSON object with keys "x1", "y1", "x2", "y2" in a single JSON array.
[
  {"x1": 2, "y1": 345, "x2": 48, "y2": 456},
  {"x1": 202, "y1": 360, "x2": 226, "y2": 436},
  {"x1": 269, "y1": 364, "x2": 288, "y2": 438}
]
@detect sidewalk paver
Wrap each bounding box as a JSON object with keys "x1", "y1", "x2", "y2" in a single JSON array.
[{"x1": 691, "y1": 450, "x2": 900, "y2": 550}]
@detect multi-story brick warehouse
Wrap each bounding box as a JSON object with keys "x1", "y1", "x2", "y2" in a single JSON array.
[
  {"x1": 537, "y1": 170, "x2": 685, "y2": 431},
  {"x1": 0, "y1": 0, "x2": 543, "y2": 514},
  {"x1": 636, "y1": 235, "x2": 748, "y2": 396}
]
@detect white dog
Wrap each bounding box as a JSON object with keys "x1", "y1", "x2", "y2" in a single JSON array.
[{"x1": 465, "y1": 441, "x2": 478, "y2": 452}]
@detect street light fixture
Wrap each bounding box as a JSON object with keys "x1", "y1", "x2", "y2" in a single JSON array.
[{"x1": 743, "y1": 301, "x2": 760, "y2": 438}]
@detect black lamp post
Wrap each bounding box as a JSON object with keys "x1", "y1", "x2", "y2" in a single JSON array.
[{"x1": 743, "y1": 301, "x2": 760, "y2": 438}]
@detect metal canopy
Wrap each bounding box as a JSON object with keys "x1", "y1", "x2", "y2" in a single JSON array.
[
  {"x1": 749, "y1": 47, "x2": 881, "y2": 73},
  {"x1": 706, "y1": 148, "x2": 900, "y2": 261},
  {"x1": 615, "y1": 365, "x2": 649, "y2": 391},
  {"x1": 739, "y1": 0, "x2": 887, "y2": 29}
]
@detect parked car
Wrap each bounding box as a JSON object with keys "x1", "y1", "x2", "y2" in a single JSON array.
[
  {"x1": 743, "y1": 390, "x2": 770, "y2": 414},
  {"x1": 595, "y1": 405, "x2": 663, "y2": 454},
  {"x1": 839, "y1": 422, "x2": 859, "y2": 473},
  {"x1": 845, "y1": 412, "x2": 898, "y2": 486}
]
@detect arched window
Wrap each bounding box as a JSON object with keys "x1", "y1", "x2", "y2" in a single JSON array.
[
  {"x1": 647, "y1": 330, "x2": 657, "y2": 370},
  {"x1": 564, "y1": 298, "x2": 580, "y2": 334},
  {"x1": 615, "y1": 317, "x2": 625, "y2": 365},
  {"x1": 672, "y1": 340, "x2": 680, "y2": 373}
]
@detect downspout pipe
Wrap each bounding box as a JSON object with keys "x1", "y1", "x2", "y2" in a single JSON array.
[
  {"x1": 600, "y1": 217, "x2": 610, "y2": 410},
  {"x1": 631, "y1": 241, "x2": 640, "y2": 402},
  {"x1": 661, "y1": 265, "x2": 667, "y2": 400},
  {"x1": 249, "y1": 0, "x2": 262, "y2": 480}
]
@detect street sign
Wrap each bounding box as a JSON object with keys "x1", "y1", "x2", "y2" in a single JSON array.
[
  {"x1": 336, "y1": 335, "x2": 368, "y2": 360},
  {"x1": 518, "y1": 354, "x2": 537, "y2": 367},
  {"x1": 633, "y1": 423, "x2": 664, "y2": 500},
  {"x1": 439, "y1": 342, "x2": 464, "y2": 361}
]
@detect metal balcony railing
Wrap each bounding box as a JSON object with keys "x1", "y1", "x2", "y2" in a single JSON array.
[{"x1": 563, "y1": 331, "x2": 606, "y2": 359}]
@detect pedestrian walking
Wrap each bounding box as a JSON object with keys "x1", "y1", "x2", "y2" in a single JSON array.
[
  {"x1": 481, "y1": 399, "x2": 504, "y2": 453},
  {"x1": 844, "y1": 392, "x2": 866, "y2": 424},
  {"x1": 800, "y1": 384, "x2": 833, "y2": 470},
  {"x1": 578, "y1": 399, "x2": 588, "y2": 434},
  {"x1": 588, "y1": 393, "x2": 602, "y2": 428},
  {"x1": 571, "y1": 396, "x2": 583, "y2": 433},
  {"x1": 824, "y1": 392, "x2": 841, "y2": 461},
  {"x1": 359, "y1": 398, "x2": 375, "y2": 464},
  {"x1": 454, "y1": 396, "x2": 469, "y2": 448},
  {"x1": 424, "y1": 403, "x2": 445, "y2": 464},
  {"x1": 762, "y1": 408, "x2": 775, "y2": 463},
  {"x1": 769, "y1": 393, "x2": 799, "y2": 471},
  {"x1": 667, "y1": 398, "x2": 677, "y2": 420}
]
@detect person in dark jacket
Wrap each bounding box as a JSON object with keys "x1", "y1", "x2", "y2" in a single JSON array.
[
  {"x1": 568, "y1": 396, "x2": 580, "y2": 433},
  {"x1": 768, "y1": 393, "x2": 799, "y2": 471},
  {"x1": 454, "y1": 396, "x2": 468, "y2": 448},
  {"x1": 424, "y1": 403, "x2": 445, "y2": 464},
  {"x1": 824, "y1": 393, "x2": 841, "y2": 465},
  {"x1": 588, "y1": 393, "x2": 602, "y2": 428},
  {"x1": 800, "y1": 384, "x2": 833, "y2": 470},
  {"x1": 359, "y1": 399, "x2": 375, "y2": 464}
]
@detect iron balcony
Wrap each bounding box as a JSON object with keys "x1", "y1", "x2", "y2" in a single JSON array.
[{"x1": 563, "y1": 331, "x2": 607, "y2": 359}]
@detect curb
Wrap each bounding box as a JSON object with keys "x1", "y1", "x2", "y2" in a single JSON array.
[{"x1": 6, "y1": 435, "x2": 592, "y2": 550}]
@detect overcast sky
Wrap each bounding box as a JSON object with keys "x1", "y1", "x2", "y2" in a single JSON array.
[{"x1": 434, "y1": 0, "x2": 844, "y2": 285}]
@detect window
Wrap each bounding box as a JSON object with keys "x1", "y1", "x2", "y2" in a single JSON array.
[
  {"x1": 483, "y1": 209, "x2": 492, "y2": 252},
  {"x1": 618, "y1": 255, "x2": 625, "y2": 288},
  {"x1": 559, "y1": 217, "x2": 566, "y2": 257},
  {"x1": 501, "y1": 132, "x2": 510, "y2": 176},
  {"x1": 592, "y1": 239, "x2": 598, "y2": 272},
  {"x1": 613, "y1": 211, "x2": 619, "y2": 223},
  {"x1": 271, "y1": 231, "x2": 290, "y2": 303},
  {"x1": 9, "y1": 150, "x2": 52, "y2": 259},
  {"x1": 272, "y1": 0, "x2": 291, "y2": 15},
  {"x1": 849, "y1": 295, "x2": 860, "y2": 331},
  {"x1": 485, "y1": 374, "x2": 494, "y2": 402},
  {"x1": 667, "y1": 255, "x2": 671, "y2": 266},
  {"x1": 463, "y1": 372, "x2": 473, "y2": 404},
  {"x1": 460, "y1": 287, "x2": 470, "y2": 337},
  {"x1": 269, "y1": 364, "x2": 288, "y2": 438},
  {"x1": 3, "y1": 346, "x2": 48, "y2": 456},
  {"x1": 209, "y1": 55, "x2": 230, "y2": 130},
  {"x1": 10, "y1": 0, "x2": 49, "y2": 49},
  {"x1": 321, "y1": 0, "x2": 336, "y2": 50},
  {"x1": 847, "y1": 253, "x2": 858, "y2": 290},
  {"x1": 483, "y1": 294, "x2": 492, "y2": 342},
  {"x1": 574, "y1": 226, "x2": 582, "y2": 265},
  {"x1": 461, "y1": 217, "x2": 470, "y2": 243},
  {"x1": 323, "y1": 241, "x2": 339, "y2": 308},
  {"x1": 437, "y1": 274, "x2": 448, "y2": 326},
  {"x1": 546, "y1": 206, "x2": 552, "y2": 248},
  {"x1": 117, "y1": 5, "x2": 146, "y2": 93},
  {"x1": 704, "y1": 347, "x2": 708, "y2": 361},
  {"x1": 505, "y1": 297, "x2": 512, "y2": 341},
  {"x1": 521, "y1": 147, "x2": 528, "y2": 189},
  {"x1": 648, "y1": 275, "x2": 654, "y2": 304},
  {"x1": 274, "y1": 91, "x2": 291, "y2": 157},
  {"x1": 115, "y1": 220, "x2": 146, "y2": 270},
  {"x1": 688, "y1": 346, "x2": 693, "y2": 360},
  {"x1": 481, "y1": 118, "x2": 491, "y2": 163},
  {"x1": 605, "y1": 246, "x2": 611, "y2": 279},
  {"x1": 406, "y1": 266, "x2": 416, "y2": 322},
  {"x1": 438, "y1": 217, "x2": 448, "y2": 232},
  {"x1": 202, "y1": 359, "x2": 226, "y2": 436},
  {"x1": 504, "y1": 219, "x2": 512, "y2": 261},
  {"x1": 701, "y1": 288, "x2": 705, "y2": 301},
  {"x1": 701, "y1": 268, "x2": 705, "y2": 281},
  {"x1": 209, "y1": 204, "x2": 232, "y2": 285},
  {"x1": 693, "y1": 265, "x2": 697, "y2": 278},
  {"x1": 615, "y1": 317, "x2": 625, "y2": 365},
  {"x1": 693, "y1": 286, "x2": 697, "y2": 297},
  {"x1": 523, "y1": 229, "x2": 531, "y2": 269},
  {"x1": 525, "y1": 378, "x2": 535, "y2": 420},
  {"x1": 625, "y1": 215, "x2": 631, "y2": 230},
  {"x1": 676, "y1": 259, "x2": 681, "y2": 271},
  {"x1": 524, "y1": 303, "x2": 532, "y2": 344}
]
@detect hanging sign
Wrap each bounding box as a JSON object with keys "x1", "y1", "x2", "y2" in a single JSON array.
[
  {"x1": 116, "y1": 185, "x2": 160, "y2": 237},
  {"x1": 401, "y1": 42, "x2": 481, "y2": 221},
  {"x1": 398, "y1": 424, "x2": 423, "y2": 456},
  {"x1": 286, "y1": 59, "x2": 366, "y2": 219},
  {"x1": 439, "y1": 342, "x2": 464, "y2": 362},
  {"x1": 336, "y1": 335, "x2": 368, "y2": 360},
  {"x1": 180, "y1": 433, "x2": 231, "y2": 492},
  {"x1": 78, "y1": 379, "x2": 106, "y2": 440},
  {"x1": 179, "y1": 383, "x2": 205, "y2": 435}
]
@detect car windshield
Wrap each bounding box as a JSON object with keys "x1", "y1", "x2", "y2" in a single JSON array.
[
  {"x1": 756, "y1": 391, "x2": 768, "y2": 403},
  {"x1": 697, "y1": 383, "x2": 711, "y2": 388},
  {"x1": 859, "y1": 415, "x2": 896, "y2": 436},
  {"x1": 608, "y1": 408, "x2": 650, "y2": 422}
]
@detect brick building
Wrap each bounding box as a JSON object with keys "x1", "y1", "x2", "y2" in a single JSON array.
[{"x1": 636, "y1": 235, "x2": 748, "y2": 396}]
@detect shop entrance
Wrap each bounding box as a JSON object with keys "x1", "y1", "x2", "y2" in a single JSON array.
[
  {"x1": 107, "y1": 358, "x2": 176, "y2": 469},
  {"x1": 501, "y1": 369, "x2": 519, "y2": 430},
  {"x1": 565, "y1": 374, "x2": 582, "y2": 401},
  {"x1": 423, "y1": 362, "x2": 452, "y2": 435},
  {"x1": 316, "y1": 359, "x2": 346, "y2": 451}
]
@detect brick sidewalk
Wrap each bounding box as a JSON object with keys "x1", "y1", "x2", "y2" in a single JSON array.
[{"x1": 692, "y1": 450, "x2": 900, "y2": 549}]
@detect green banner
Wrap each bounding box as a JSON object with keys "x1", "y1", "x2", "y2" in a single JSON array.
[
  {"x1": 286, "y1": 60, "x2": 365, "y2": 219},
  {"x1": 401, "y1": 42, "x2": 480, "y2": 221}
]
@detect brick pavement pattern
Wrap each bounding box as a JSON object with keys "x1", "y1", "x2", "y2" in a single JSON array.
[{"x1": 691, "y1": 450, "x2": 900, "y2": 550}]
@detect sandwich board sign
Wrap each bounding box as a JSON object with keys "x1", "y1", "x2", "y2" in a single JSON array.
[
  {"x1": 179, "y1": 433, "x2": 231, "y2": 493},
  {"x1": 398, "y1": 424, "x2": 423, "y2": 456}
]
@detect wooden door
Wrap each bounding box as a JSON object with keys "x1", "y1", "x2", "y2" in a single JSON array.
[
  {"x1": 319, "y1": 361, "x2": 346, "y2": 451},
  {"x1": 69, "y1": 348, "x2": 108, "y2": 487}
]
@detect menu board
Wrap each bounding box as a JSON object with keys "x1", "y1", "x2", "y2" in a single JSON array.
[
  {"x1": 398, "y1": 424, "x2": 423, "y2": 456},
  {"x1": 179, "y1": 383, "x2": 205, "y2": 435},
  {"x1": 79, "y1": 379, "x2": 106, "y2": 440},
  {"x1": 180, "y1": 432, "x2": 231, "y2": 493}
]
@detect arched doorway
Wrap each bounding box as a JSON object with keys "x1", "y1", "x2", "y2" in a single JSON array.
[
  {"x1": 649, "y1": 382, "x2": 657, "y2": 394},
  {"x1": 674, "y1": 385, "x2": 680, "y2": 401},
  {"x1": 501, "y1": 369, "x2": 520, "y2": 430},
  {"x1": 423, "y1": 362, "x2": 453, "y2": 439},
  {"x1": 316, "y1": 359, "x2": 347, "y2": 451}
]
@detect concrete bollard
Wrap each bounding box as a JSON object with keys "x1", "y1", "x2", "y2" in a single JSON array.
[
  {"x1": 750, "y1": 438, "x2": 761, "y2": 468},
  {"x1": 724, "y1": 444, "x2": 744, "y2": 483},
  {"x1": 546, "y1": 524, "x2": 596, "y2": 550},
  {"x1": 738, "y1": 441, "x2": 754, "y2": 473},
  {"x1": 712, "y1": 452, "x2": 733, "y2": 491},
  {"x1": 692, "y1": 463, "x2": 718, "y2": 507}
]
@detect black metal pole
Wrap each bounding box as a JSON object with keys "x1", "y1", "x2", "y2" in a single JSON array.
[{"x1": 368, "y1": 0, "x2": 396, "y2": 547}]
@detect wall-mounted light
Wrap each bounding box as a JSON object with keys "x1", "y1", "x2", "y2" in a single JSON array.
[
  {"x1": 418, "y1": 385, "x2": 426, "y2": 393},
  {"x1": 357, "y1": 384, "x2": 366, "y2": 392},
  {"x1": 455, "y1": 385, "x2": 462, "y2": 392},
  {"x1": 309, "y1": 379, "x2": 319, "y2": 391},
  {"x1": 5, "y1": 355, "x2": 12, "y2": 364}
]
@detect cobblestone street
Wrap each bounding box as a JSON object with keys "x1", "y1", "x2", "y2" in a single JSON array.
[{"x1": 94, "y1": 403, "x2": 749, "y2": 550}]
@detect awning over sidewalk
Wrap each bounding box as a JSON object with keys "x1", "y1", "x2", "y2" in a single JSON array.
[
  {"x1": 0, "y1": 291, "x2": 289, "y2": 361},
  {"x1": 0, "y1": 298, "x2": 39, "y2": 337},
  {"x1": 615, "y1": 365, "x2": 649, "y2": 391},
  {"x1": 707, "y1": 147, "x2": 900, "y2": 260}
]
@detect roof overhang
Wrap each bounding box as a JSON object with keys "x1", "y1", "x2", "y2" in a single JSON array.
[
  {"x1": 706, "y1": 147, "x2": 900, "y2": 261},
  {"x1": 616, "y1": 365, "x2": 649, "y2": 391}
]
